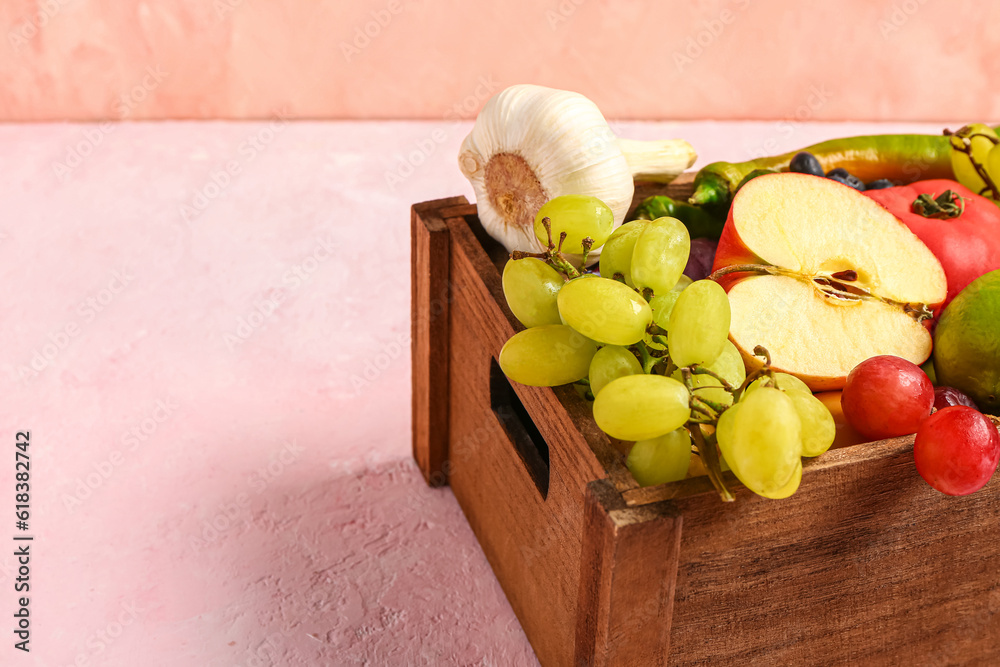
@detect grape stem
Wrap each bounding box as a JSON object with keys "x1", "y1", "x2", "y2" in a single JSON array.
[
  {"x1": 730, "y1": 346, "x2": 775, "y2": 400},
  {"x1": 707, "y1": 263, "x2": 933, "y2": 322},
  {"x1": 689, "y1": 364, "x2": 735, "y2": 391},
  {"x1": 689, "y1": 402, "x2": 715, "y2": 419},
  {"x1": 687, "y1": 424, "x2": 734, "y2": 502},
  {"x1": 680, "y1": 367, "x2": 734, "y2": 501},
  {"x1": 579, "y1": 237, "x2": 594, "y2": 267},
  {"x1": 637, "y1": 342, "x2": 658, "y2": 374},
  {"x1": 693, "y1": 394, "x2": 730, "y2": 414},
  {"x1": 944, "y1": 128, "x2": 1000, "y2": 201},
  {"x1": 510, "y1": 216, "x2": 583, "y2": 280}
]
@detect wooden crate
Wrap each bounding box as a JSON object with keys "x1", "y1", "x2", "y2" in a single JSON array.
[{"x1": 410, "y1": 178, "x2": 1000, "y2": 667}]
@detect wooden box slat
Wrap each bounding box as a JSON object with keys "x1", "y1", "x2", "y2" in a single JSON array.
[{"x1": 410, "y1": 186, "x2": 1000, "y2": 667}]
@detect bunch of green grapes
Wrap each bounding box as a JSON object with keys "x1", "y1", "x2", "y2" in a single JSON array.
[
  {"x1": 948, "y1": 124, "x2": 1000, "y2": 201},
  {"x1": 716, "y1": 373, "x2": 835, "y2": 498},
  {"x1": 497, "y1": 194, "x2": 835, "y2": 501}
]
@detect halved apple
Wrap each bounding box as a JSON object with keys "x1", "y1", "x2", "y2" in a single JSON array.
[{"x1": 711, "y1": 172, "x2": 947, "y2": 391}]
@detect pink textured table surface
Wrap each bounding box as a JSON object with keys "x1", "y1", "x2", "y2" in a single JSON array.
[{"x1": 1, "y1": 119, "x2": 960, "y2": 666}]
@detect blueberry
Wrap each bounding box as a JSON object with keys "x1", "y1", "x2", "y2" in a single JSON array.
[
  {"x1": 789, "y1": 152, "x2": 824, "y2": 177},
  {"x1": 826, "y1": 168, "x2": 866, "y2": 191},
  {"x1": 865, "y1": 179, "x2": 895, "y2": 190}
]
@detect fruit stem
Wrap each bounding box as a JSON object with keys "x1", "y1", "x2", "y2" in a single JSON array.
[
  {"x1": 945, "y1": 128, "x2": 1000, "y2": 200},
  {"x1": 709, "y1": 264, "x2": 934, "y2": 322},
  {"x1": 688, "y1": 424, "x2": 734, "y2": 502},
  {"x1": 689, "y1": 403, "x2": 715, "y2": 419},
  {"x1": 638, "y1": 343, "x2": 657, "y2": 374},
  {"x1": 579, "y1": 237, "x2": 594, "y2": 267},
  {"x1": 689, "y1": 364, "x2": 736, "y2": 391},
  {"x1": 911, "y1": 190, "x2": 965, "y2": 219},
  {"x1": 692, "y1": 394, "x2": 730, "y2": 414},
  {"x1": 708, "y1": 263, "x2": 784, "y2": 282},
  {"x1": 512, "y1": 216, "x2": 583, "y2": 280}
]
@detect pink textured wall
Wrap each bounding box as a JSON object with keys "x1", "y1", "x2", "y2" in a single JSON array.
[{"x1": 2, "y1": 0, "x2": 1000, "y2": 121}]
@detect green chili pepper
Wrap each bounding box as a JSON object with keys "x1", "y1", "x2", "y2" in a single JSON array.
[
  {"x1": 688, "y1": 133, "x2": 959, "y2": 212},
  {"x1": 734, "y1": 168, "x2": 779, "y2": 195},
  {"x1": 632, "y1": 195, "x2": 726, "y2": 239}
]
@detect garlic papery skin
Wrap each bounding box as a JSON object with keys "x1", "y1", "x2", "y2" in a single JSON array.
[
  {"x1": 459, "y1": 85, "x2": 696, "y2": 253},
  {"x1": 459, "y1": 85, "x2": 636, "y2": 253}
]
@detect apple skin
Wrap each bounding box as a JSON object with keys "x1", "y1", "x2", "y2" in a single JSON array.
[
  {"x1": 710, "y1": 201, "x2": 765, "y2": 293},
  {"x1": 864, "y1": 180, "x2": 1000, "y2": 310},
  {"x1": 733, "y1": 341, "x2": 852, "y2": 393}
]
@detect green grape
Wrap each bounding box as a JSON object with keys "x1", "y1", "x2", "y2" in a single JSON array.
[
  {"x1": 667, "y1": 279, "x2": 731, "y2": 368},
  {"x1": 557, "y1": 276, "x2": 652, "y2": 346},
  {"x1": 715, "y1": 404, "x2": 739, "y2": 454},
  {"x1": 589, "y1": 345, "x2": 642, "y2": 397},
  {"x1": 673, "y1": 274, "x2": 693, "y2": 291},
  {"x1": 631, "y1": 217, "x2": 690, "y2": 295},
  {"x1": 986, "y1": 142, "x2": 1000, "y2": 193},
  {"x1": 715, "y1": 404, "x2": 740, "y2": 475},
  {"x1": 534, "y1": 195, "x2": 615, "y2": 253},
  {"x1": 741, "y1": 372, "x2": 812, "y2": 399},
  {"x1": 498, "y1": 324, "x2": 597, "y2": 387},
  {"x1": 719, "y1": 387, "x2": 802, "y2": 497},
  {"x1": 599, "y1": 220, "x2": 648, "y2": 286},
  {"x1": 949, "y1": 124, "x2": 999, "y2": 198},
  {"x1": 644, "y1": 290, "x2": 681, "y2": 350},
  {"x1": 626, "y1": 429, "x2": 692, "y2": 486},
  {"x1": 788, "y1": 391, "x2": 835, "y2": 457},
  {"x1": 757, "y1": 461, "x2": 802, "y2": 499},
  {"x1": 673, "y1": 340, "x2": 745, "y2": 415},
  {"x1": 702, "y1": 339, "x2": 745, "y2": 387},
  {"x1": 593, "y1": 374, "x2": 691, "y2": 441},
  {"x1": 649, "y1": 291, "x2": 682, "y2": 320},
  {"x1": 502, "y1": 258, "x2": 564, "y2": 328}
]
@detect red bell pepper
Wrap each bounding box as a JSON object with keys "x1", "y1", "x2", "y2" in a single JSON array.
[{"x1": 865, "y1": 180, "x2": 1000, "y2": 310}]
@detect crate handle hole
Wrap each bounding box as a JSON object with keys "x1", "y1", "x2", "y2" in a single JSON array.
[{"x1": 489, "y1": 359, "x2": 550, "y2": 500}]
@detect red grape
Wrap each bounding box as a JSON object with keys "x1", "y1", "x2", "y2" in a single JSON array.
[
  {"x1": 913, "y1": 406, "x2": 1000, "y2": 496},
  {"x1": 933, "y1": 386, "x2": 978, "y2": 411},
  {"x1": 841, "y1": 355, "x2": 934, "y2": 440},
  {"x1": 683, "y1": 238, "x2": 718, "y2": 281}
]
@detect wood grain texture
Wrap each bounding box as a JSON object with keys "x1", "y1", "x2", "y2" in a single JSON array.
[
  {"x1": 444, "y1": 211, "x2": 610, "y2": 667},
  {"x1": 411, "y1": 189, "x2": 1000, "y2": 667},
  {"x1": 665, "y1": 440, "x2": 1000, "y2": 666},
  {"x1": 410, "y1": 197, "x2": 465, "y2": 486},
  {"x1": 575, "y1": 479, "x2": 682, "y2": 667}
]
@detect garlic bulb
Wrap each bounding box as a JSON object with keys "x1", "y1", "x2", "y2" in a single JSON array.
[{"x1": 458, "y1": 84, "x2": 696, "y2": 253}]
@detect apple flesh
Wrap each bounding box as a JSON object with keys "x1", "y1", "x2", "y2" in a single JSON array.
[{"x1": 712, "y1": 173, "x2": 947, "y2": 391}]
